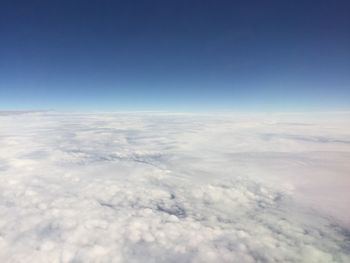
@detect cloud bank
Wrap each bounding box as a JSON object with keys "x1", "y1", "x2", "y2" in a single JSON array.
[{"x1": 0, "y1": 112, "x2": 349, "y2": 262}]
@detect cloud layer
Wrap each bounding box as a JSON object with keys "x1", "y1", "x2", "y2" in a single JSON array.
[{"x1": 0, "y1": 112, "x2": 349, "y2": 262}]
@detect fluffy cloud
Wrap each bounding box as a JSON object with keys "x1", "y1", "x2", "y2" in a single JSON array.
[{"x1": 0, "y1": 112, "x2": 349, "y2": 262}]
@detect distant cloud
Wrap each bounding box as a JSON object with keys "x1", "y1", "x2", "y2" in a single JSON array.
[{"x1": 0, "y1": 112, "x2": 349, "y2": 262}]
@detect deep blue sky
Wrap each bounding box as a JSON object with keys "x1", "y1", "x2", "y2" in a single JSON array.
[{"x1": 1, "y1": 0, "x2": 350, "y2": 111}]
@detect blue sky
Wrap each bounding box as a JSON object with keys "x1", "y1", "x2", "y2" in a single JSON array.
[{"x1": 0, "y1": 0, "x2": 350, "y2": 111}]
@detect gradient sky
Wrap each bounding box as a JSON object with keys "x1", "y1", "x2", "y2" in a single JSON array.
[{"x1": 0, "y1": 0, "x2": 350, "y2": 111}]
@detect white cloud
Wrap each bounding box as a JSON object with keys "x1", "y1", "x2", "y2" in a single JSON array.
[{"x1": 0, "y1": 112, "x2": 349, "y2": 262}]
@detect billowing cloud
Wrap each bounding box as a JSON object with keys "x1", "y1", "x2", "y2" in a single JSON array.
[{"x1": 0, "y1": 112, "x2": 349, "y2": 262}]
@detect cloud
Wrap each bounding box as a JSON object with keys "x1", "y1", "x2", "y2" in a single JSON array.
[{"x1": 0, "y1": 112, "x2": 349, "y2": 262}]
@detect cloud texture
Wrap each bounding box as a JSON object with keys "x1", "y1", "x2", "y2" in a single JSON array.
[{"x1": 0, "y1": 112, "x2": 349, "y2": 262}]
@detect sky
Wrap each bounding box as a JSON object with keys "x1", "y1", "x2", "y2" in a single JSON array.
[{"x1": 0, "y1": 0, "x2": 350, "y2": 111}]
